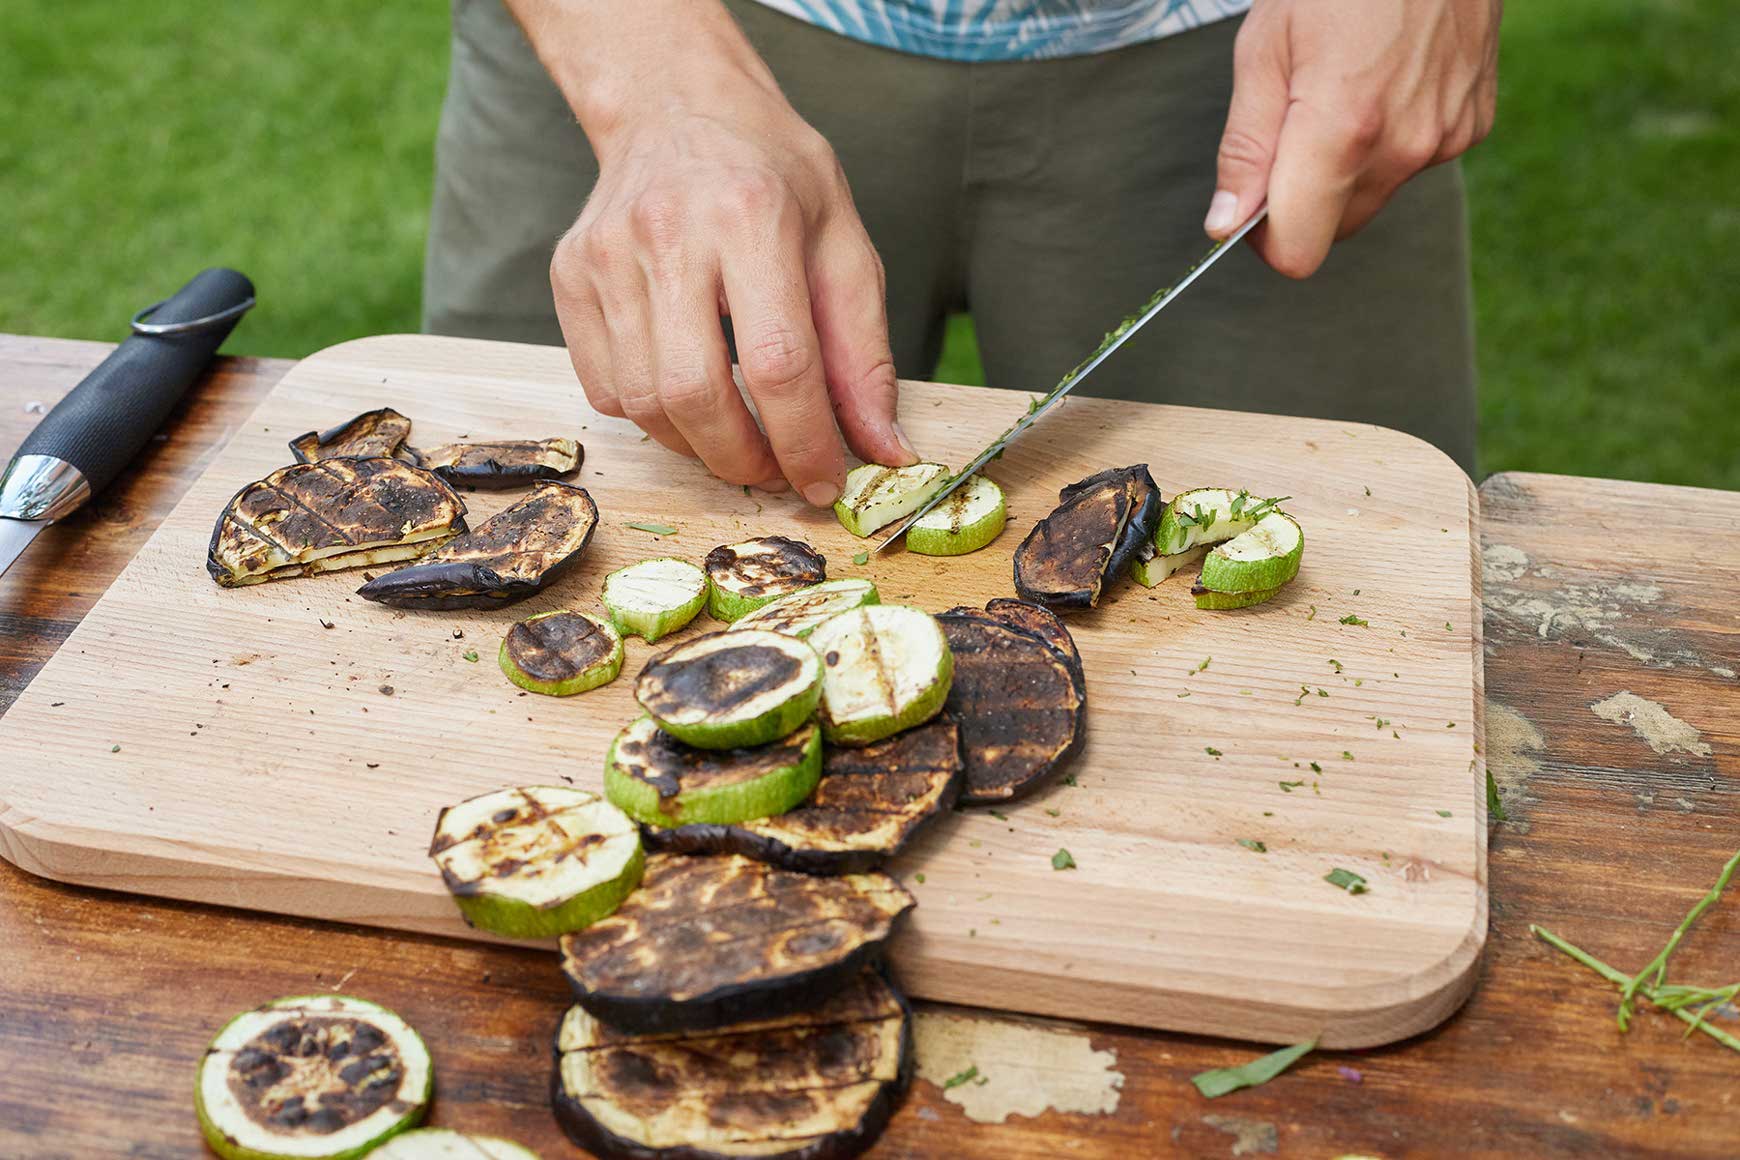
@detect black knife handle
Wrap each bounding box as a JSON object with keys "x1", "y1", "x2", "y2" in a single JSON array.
[{"x1": 16, "y1": 268, "x2": 255, "y2": 496}]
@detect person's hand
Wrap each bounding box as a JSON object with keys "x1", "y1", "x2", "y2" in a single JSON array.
[
  {"x1": 1204, "y1": 0, "x2": 1500, "y2": 277},
  {"x1": 520, "y1": 1, "x2": 914, "y2": 505}
]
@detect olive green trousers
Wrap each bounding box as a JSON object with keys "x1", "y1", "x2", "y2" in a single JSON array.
[{"x1": 424, "y1": 0, "x2": 1478, "y2": 474}]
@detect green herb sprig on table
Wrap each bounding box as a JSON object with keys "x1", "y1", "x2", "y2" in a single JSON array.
[{"x1": 1190, "y1": 1038, "x2": 1317, "y2": 1098}]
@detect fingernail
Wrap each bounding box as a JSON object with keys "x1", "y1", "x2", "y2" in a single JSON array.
[
  {"x1": 802, "y1": 481, "x2": 841, "y2": 508},
  {"x1": 754, "y1": 477, "x2": 789, "y2": 494},
  {"x1": 892, "y1": 422, "x2": 917, "y2": 463},
  {"x1": 1204, "y1": 190, "x2": 1239, "y2": 236}
]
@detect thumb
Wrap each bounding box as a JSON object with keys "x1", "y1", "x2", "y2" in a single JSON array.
[
  {"x1": 810, "y1": 229, "x2": 916, "y2": 467},
  {"x1": 1206, "y1": 19, "x2": 1290, "y2": 238}
]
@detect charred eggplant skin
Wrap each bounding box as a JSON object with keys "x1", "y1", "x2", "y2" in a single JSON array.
[
  {"x1": 419, "y1": 438, "x2": 582, "y2": 489},
  {"x1": 1061, "y1": 464, "x2": 1162, "y2": 578},
  {"x1": 1012, "y1": 465, "x2": 1160, "y2": 609},
  {"x1": 288, "y1": 407, "x2": 417, "y2": 464}
]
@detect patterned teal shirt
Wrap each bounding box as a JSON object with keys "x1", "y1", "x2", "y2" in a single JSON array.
[{"x1": 749, "y1": 0, "x2": 1251, "y2": 61}]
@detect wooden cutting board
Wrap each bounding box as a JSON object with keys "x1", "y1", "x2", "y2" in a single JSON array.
[{"x1": 0, "y1": 335, "x2": 1486, "y2": 1047}]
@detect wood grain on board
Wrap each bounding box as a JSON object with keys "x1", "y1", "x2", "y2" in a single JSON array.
[
  {"x1": 1, "y1": 336, "x2": 1734, "y2": 1158},
  {"x1": 0, "y1": 334, "x2": 1486, "y2": 1046}
]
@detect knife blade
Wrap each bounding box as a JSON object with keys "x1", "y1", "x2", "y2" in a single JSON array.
[
  {"x1": 874, "y1": 207, "x2": 1267, "y2": 553},
  {"x1": 0, "y1": 268, "x2": 255, "y2": 580}
]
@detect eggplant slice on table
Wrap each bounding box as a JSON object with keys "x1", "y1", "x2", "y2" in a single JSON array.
[
  {"x1": 1013, "y1": 464, "x2": 1162, "y2": 609},
  {"x1": 357, "y1": 480, "x2": 598, "y2": 610},
  {"x1": 936, "y1": 605, "x2": 1085, "y2": 803},
  {"x1": 553, "y1": 966, "x2": 912, "y2": 1160},
  {"x1": 207, "y1": 458, "x2": 467, "y2": 587},
  {"x1": 559, "y1": 853, "x2": 913, "y2": 1034},
  {"x1": 704, "y1": 536, "x2": 828, "y2": 621},
  {"x1": 643, "y1": 715, "x2": 964, "y2": 875},
  {"x1": 415, "y1": 437, "x2": 582, "y2": 489},
  {"x1": 288, "y1": 407, "x2": 419, "y2": 464}
]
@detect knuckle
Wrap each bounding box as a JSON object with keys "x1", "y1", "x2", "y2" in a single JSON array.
[
  {"x1": 741, "y1": 328, "x2": 819, "y2": 395},
  {"x1": 1343, "y1": 105, "x2": 1386, "y2": 158},
  {"x1": 656, "y1": 369, "x2": 718, "y2": 415},
  {"x1": 627, "y1": 188, "x2": 687, "y2": 252},
  {"x1": 1217, "y1": 126, "x2": 1274, "y2": 174},
  {"x1": 714, "y1": 170, "x2": 786, "y2": 226}
]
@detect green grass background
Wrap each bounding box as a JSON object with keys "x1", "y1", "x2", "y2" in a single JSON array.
[{"x1": 3, "y1": 1, "x2": 1734, "y2": 488}]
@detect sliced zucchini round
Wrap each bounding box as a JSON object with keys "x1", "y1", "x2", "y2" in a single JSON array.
[
  {"x1": 728, "y1": 577, "x2": 879, "y2": 639},
  {"x1": 367, "y1": 1128, "x2": 542, "y2": 1159},
  {"x1": 1153, "y1": 487, "x2": 1265, "y2": 555},
  {"x1": 605, "y1": 715, "x2": 822, "y2": 828},
  {"x1": 1192, "y1": 585, "x2": 1283, "y2": 610},
  {"x1": 428, "y1": 786, "x2": 644, "y2": 939},
  {"x1": 1130, "y1": 542, "x2": 1207, "y2": 588},
  {"x1": 634, "y1": 629, "x2": 822, "y2": 749},
  {"x1": 833, "y1": 461, "x2": 952, "y2": 538},
  {"x1": 1196, "y1": 510, "x2": 1304, "y2": 594},
  {"x1": 559, "y1": 853, "x2": 914, "y2": 1033},
  {"x1": 810, "y1": 605, "x2": 953, "y2": 746},
  {"x1": 499, "y1": 610, "x2": 624, "y2": 696},
  {"x1": 553, "y1": 966, "x2": 911, "y2": 1160},
  {"x1": 704, "y1": 536, "x2": 827, "y2": 621},
  {"x1": 601, "y1": 557, "x2": 707, "y2": 643},
  {"x1": 194, "y1": 994, "x2": 432, "y2": 1160},
  {"x1": 905, "y1": 475, "x2": 1007, "y2": 557}
]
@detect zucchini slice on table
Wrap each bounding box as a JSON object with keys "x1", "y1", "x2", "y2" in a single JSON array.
[
  {"x1": 606, "y1": 716, "x2": 823, "y2": 828},
  {"x1": 601, "y1": 557, "x2": 708, "y2": 642},
  {"x1": 553, "y1": 966, "x2": 911, "y2": 1160},
  {"x1": 809, "y1": 605, "x2": 953, "y2": 746},
  {"x1": 1197, "y1": 510, "x2": 1304, "y2": 596},
  {"x1": 288, "y1": 407, "x2": 418, "y2": 464},
  {"x1": 415, "y1": 437, "x2": 581, "y2": 490},
  {"x1": 1191, "y1": 584, "x2": 1285, "y2": 610},
  {"x1": 368, "y1": 1129, "x2": 542, "y2": 1159},
  {"x1": 559, "y1": 853, "x2": 914, "y2": 1033},
  {"x1": 429, "y1": 785, "x2": 644, "y2": 938},
  {"x1": 195, "y1": 994, "x2": 433, "y2": 1160},
  {"x1": 500, "y1": 610, "x2": 624, "y2": 695},
  {"x1": 1012, "y1": 465, "x2": 1161, "y2": 609},
  {"x1": 643, "y1": 714, "x2": 963, "y2": 875},
  {"x1": 357, "y1": 480, "x2": 598, "y2": 610},
  {"x1": 905, "y1": 475, "x2": 1007, "y2": 557},
  {"x1": 1130, "y1": 542, "x2": 1207, "y2": 588},
  {"x1": 729, "y1": 577, "x2": 880, "y2": 639},
  {"x1": 833, "y1": 461, "x2": 952, "y2": 537},
  {"x1": 1153, "y1": 486, "x2": 1278, "y2": 555},
  {"x1": 207, "y1": 458, "x2": 466, "y2": 588},
  {"x1": 635, "y1": 629, "x2": 822, "y2": 749},
  {"x1": 937, "y1": 608, "x2": 1085, "y2": 803},
  {"x1": 704, "y1": 536, "x2": 828, "y2": 621}
]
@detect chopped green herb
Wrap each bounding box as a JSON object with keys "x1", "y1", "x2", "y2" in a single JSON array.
[
  {"x1": 1352, "y1": 589, "x2": 1361, "y2": 596},
  {"x1": 1354, "y1": 678, "x2": 1364, "y2": 686},
  {"x1": 988, "y1": 810, "x2": 1009, "y2": 821},
  {"x1": 852, "y1": 551, "x2": 870, "y2": 566},
  {"x1": 1317, "y1": 689, "x2": 1330, "y2": 698},
  {"x1": 1445, "y1": 621, "x2": 1454, "y2": 632},
  {"x1": 109, "y1": 744, "x2": 121, "y2": 753},
  {"x1": 1197, "y1": 656, "x2": 1212, "y2": 672},
  {"x1": 1051, "y1": 848, "x2": 1077, "y2": 871},
  {"x1": 1341, "y1": 751, "x2": 1355, "y2": 761},
  {"x1": 742, "y1": 484, "x2": 751, "y2": 496},
  {"x1": 462, "y1": 649, "x2": 479, "y2": 663},
  {"x1": 1486, "y1": 769, "x2": 1507, "y2": 821},
  {"x1": 1237, "y1": 838, "x2": 1268, "y2": 853},
  {"x1": 1435, "y1": 809, "x2": 1453, "y2": 818},
  {"x1": 1279, "y1": 780, "x2": 1305, "y2": 792},
  {"x1": 1364, "y1": 485, "x2": 1372, "y2": 497},
  {"x1": 942, "y1": 1066, "x2": 980, "y2": 1090},
  {"x1": 1177, "y1": 691, "x2": 1192, "y2": 698},
  {"x1": 626, "y1": 521, "x2": 678, "y2": 536},
  {"x1": 1339, "y1": 614, "x2": 1369, "y2": 627},
  {"x1": 1044, "y1": 808, "x2": 1060, "y2": 817},
  {"x1": 1062, "y1": 772, "x2": 1079, "y2": 787},
  {"x1": 1307, "y1": 605, "x2": 1317, "y2": 621},
  {"x1": 1191, "y1": 1038, "x2": 1317, "y2": 1099},
  {"x1": 1325, "y1": 868, "x2": 1369, "y2": 894},
  {"x1": 1229, "y1": 490, "x2": 1249, "y2": 517},
  {"x1": 1309, "y1": 762, "x2": 1322, "y2": 773},
  {"x1": 1328, "y1": 659, "x2": 1343, "y2": 673},
  {"x1": 1374, "y1": 717, "x2": 1389, "y2": 730},
  {"x1": 1205, "y1": 747, "x2": 1222, "y2": 757},
  {"x1": 1244, "y1": 495, "x2": 1292, "y2": 521},
  {"x1": 914, "y1": 873, "x2": 925, "y2": 884}
]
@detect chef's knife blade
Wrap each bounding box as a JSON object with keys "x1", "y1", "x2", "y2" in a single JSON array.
[
  {"x1": 0, "y1": 268, "x2": 254, "y2": 580},
  {"x1": 874, "y1": 207, "x2": 1266, "y2": 553}
]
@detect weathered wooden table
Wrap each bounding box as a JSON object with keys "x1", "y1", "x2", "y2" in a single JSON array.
[{"x1": 2, "y1": 334, "x2": 1734, "y2": 1158}]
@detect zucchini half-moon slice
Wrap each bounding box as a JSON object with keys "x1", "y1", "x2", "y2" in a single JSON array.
[
  {"x1": 559, "y1": 853, "x2": 914, "y2": 1034},
  {"x1": 553, "y1": 966, "x2": 911, "y2": 1160},
  {"x1": 601, "y1": 557, "x2": 708, "y2": 643},
  {"x1": 500, "y1": 610, "x2": 624, "y2": 696},
  {"x1": 832, "y1": 461, "x2": 952, "y2": 538},
  {"x1": 414, "y1": 438, "x2": 581, "y2": 490},
  {"x1": 356, "y1": 480, "x2": 598, "y2": 610},
  {"x1": 368, "y1": 1129, "x2": 542, "y2": 1159},
  {"x1": 642, "y1": 714, "x2": 963, "y2": 875},
  {"x1": 1130, "y1": 542, "x2": 1207, "y2": 588},
  {"x1": 729, "y1": 577, "x2": 880, "y2": 639},
  {"x1": 429, "y1": 785, "x2": 644, "y2": 938},
  {"x1": 605, "y1": 715, "x2": 823, "y2": 828},
  {"x1": 810, "y1": 605, "x2": 952, "y2": 747},
  {"x1": 1152, "y1": 486, "x2": 1265, "y2": 555},
  {"x1": 194, "y1": 994, "x2": 433, "y2": 1160},
  {"x1": 704, "y1": 536, "x2": 827, "y2": 622},
  {"x1": 1197, "y1": 510, "x2": 1304, "y2": 595},
  {"x1": 1012, "y1": 465, "x2": 1160, "y2": 610},
  {"x1": 905, "y1": 475, "x2": 1007, "y2": 557},
  {"x1": 207, "y1": 458, "x2": 467, "y2": 588},
  {"x1": 288, "y1": 407, "x2": 418, "y2": 465},
  {"x1": 634, "y1": 630, "x2": 822, "y2": 750}
]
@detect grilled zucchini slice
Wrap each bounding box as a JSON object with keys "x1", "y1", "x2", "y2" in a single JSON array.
[
  {"x1": 368, "y1": 1129, "x2": 541, "y2": 1159},
  {"x1": 1192, "y1": 584, "x2": 1283, "y2": 610},
  {"x1": 634, "y1": 630, "x2": 822, "y2": 749},
  {"x1": 500, "y1": 610, "x2": 624, "y2": 696},
  {"x1": 1197, "y1": 511, "x2": 1304, "y2": 595},
  {"x1": 905, "y1": 475, "x2": 1007, "y2": 557},
  {"x1": 1130, "y1": 542, "x2": 1208, "y2": 588},
  {"x1": 602, "y1": 557, "x2": 708, "y2": 643},
  {"x1": 729, "y1": 577, "x2": 880, "y2": 639},
  {"x1": 704, "y1": 536, "x2": 827, "y2": 621},
  {"x1": 810, "y1": 605, "x2": 952, "y2": 746},
  {"x1": 429, "y1": 786, "x2": 644, "y2": 939},
  {"x1": 833, "y1": 461, "x2": 952, "y2": 538},
  {"x1": 605, "y1": 716, "x2": 823, "y2": 828}
]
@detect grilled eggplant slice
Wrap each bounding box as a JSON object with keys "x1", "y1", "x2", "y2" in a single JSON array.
[
  {"x1": 207, "y1": 458, "x2": 467, "y2": 588},
  {"x1": 730, "y1": 578, "x2": 880, "y2": 640},
  {"x1": 1013, "y1": 465, "x2": 1161, "y2": 609},
  {"x1": 981, "y1": 597, "x2": 1084, "y2": 686},
  {"x1": 429, "y1": 786, "x2": 644, "y2": 938},
  {"x1": 833, "y1": 461, "x2": 952, "y2": 538},
  {"x1": 810, "y1": 605, "x2": 952, "y2": 746},
  {"x1": 606, "y1": 716, "x2": 823, "y2": 828},
  {"x1": 937, "y1": 610, "x2": 1084, "y2": 803},
  {"x1": 635, "y1": 630, "x2": 822, "y2": 749},
  {"x1": 1061, "y1": 464, "x2": 1162, "y2": 575},
  {"x1": 643, "y1": 715, "x2": 963, "y2": 875},
  {"x1": 905, "y1": 475, "x2": 1007, "y2": 557},
  {"x1": 553, "y1": 965, "x2": 911, "y2": 1160},
  {"x1": 194, "y1": 994, "x2": 433, "y2": 1160},
  {"x1": 500, "y1": 610, "x2": 624, "y2": 696},
  {"x1": 704, "y1": 536, "x2": 827, "y2": 622},
  {"x1": 369, "y1": 1129, "x2": 541, "y2": 1159},
  {"x1": 416, "y1": 438, "x2": 581, "y2": 490},
  {"x1": 356, "y1": 480, "x2": 598, "y2": 609},
  {"x1": 559, "y1": 853, "x2": 914, "y2": 1034},
  {"x1": 288, "y1": 407, "x2": 417, "y2": 464},
  {"x1": 602, "y1": 557, "x2": 708, "y2": 643}
]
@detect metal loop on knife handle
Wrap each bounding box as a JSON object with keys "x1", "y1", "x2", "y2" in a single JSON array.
[{"x1": 130, "y1": 296, "x2": 256, "y2": 337}]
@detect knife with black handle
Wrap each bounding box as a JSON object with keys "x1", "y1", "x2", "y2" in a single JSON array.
[{"x1": 0, "y1": 267, "x2": 255, "y2": 578}]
